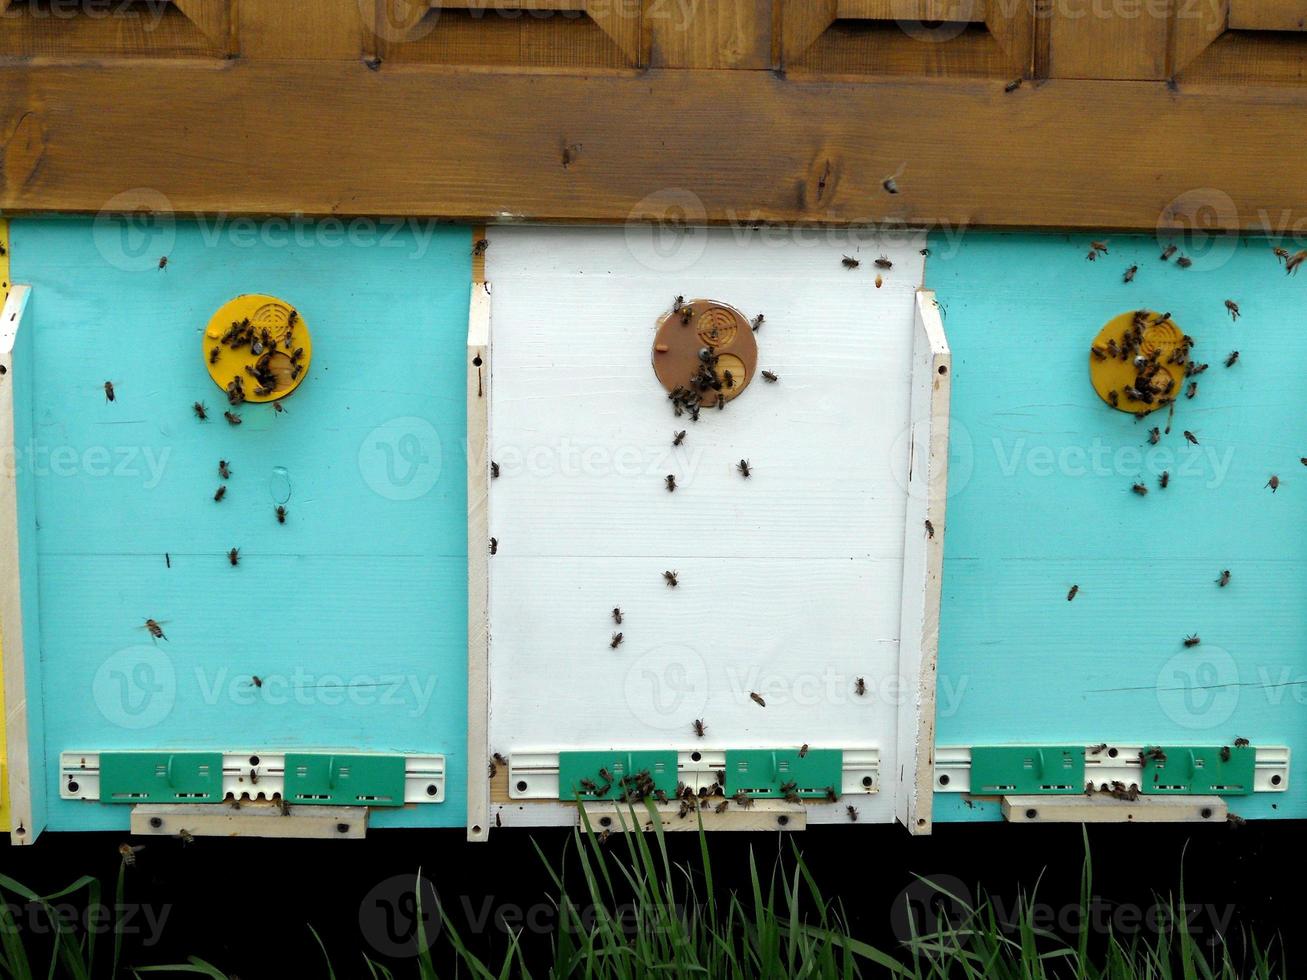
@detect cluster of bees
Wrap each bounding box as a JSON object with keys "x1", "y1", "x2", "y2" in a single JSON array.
[
  {"x1": 567, "y1": 764, "x2": 860, "y2": 824},
  {"x1": 1082, "y1": 739, "x2": 1249, "y2": 806},
  {"x1": 211, "y1": 312, "x2": 304, "y2": 416}
]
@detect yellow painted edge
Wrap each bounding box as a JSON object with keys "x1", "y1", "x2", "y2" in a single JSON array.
[{"x1": 0, "y1": 216, "x2": 11, "y2": 833}]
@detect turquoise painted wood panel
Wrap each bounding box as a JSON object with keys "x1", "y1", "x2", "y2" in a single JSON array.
[
  {"x1": 9, "y1": 217, "x2": 471, "y2": 831},
  {"x1": 927, "y1": 232, "x2": 1307, "y2": 822}
]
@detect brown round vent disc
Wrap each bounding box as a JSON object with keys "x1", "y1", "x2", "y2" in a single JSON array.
[{"x1": 651, "y1": 299, "x2": 758, "y2": 407}]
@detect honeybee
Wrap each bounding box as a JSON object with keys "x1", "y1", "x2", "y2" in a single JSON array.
[
  {"x1": 673, "y1": 430, "x2": 686, "y2": 446},
  {"x1": 663, "y1": 570, "x2": 678, "y2": 587},
  {"x1": 673, "y1": 295, "x2": 684, "y2": 313},
  {"x1": 143, "y1": 618, "x2": 167, "y2": 641},
  {"x1": 854, "y1": 677, "x2": 866, "y2": 696},
  {"x1": 1149, "y1": 427, "x2": 1160, "y2": 445},
  {"x1": 252, "y1": 675, "x2": 263, "y2": 688},
  {"x1": 119, "y1": 843, "x2": 145, "y2": 867},
  {"x1": 273, "y1": 401, "x2": 288, "y2": 416},
  {"x1": 228, "y1": 547, "x2": 240, "y2": 566},
  {"x1": 491, "y1": 461, "x2": 500, "y2": 478},
  {"x1": 1004, "y1": 78, "x2": 1022, "y2": 93},
  {"x1": 751, "y1": 313, "x2": 764, "y2": 332},
  {"x1": 1088, "y1": 743, "x2": 1108, "y2": 754},
  {"x1": 210, "y1": 346, "x2": 221, "y2": 364},
  {"x1": 214, "y1": 485, "x2": 227, "y2": 502},
  {"x1": 1186, "y1": 382, "x2": 1197, "y2": 399},
  {"x1": 841, "y1": 256, "x2": 861, "y2": 269},
  {"x1": 1220, "y1": 746, "x2": 1231, "y2": 762},
  {"x1": 799, "y1": 744, "x2": 809, "y2": 758},
  {"x1": 1123, "y1": 265, "x2": 1138, "y2": 283},
  {"x1": 611, "y1": 632, "x2": 624, "y2": 649},
  {"x1": 1183, "y1": 430, "x2": 1198, "y2": 445},
  {"x1": 874, "y1": 256, "x2": 893, "y2": 270},
  {"x1": 882, "y1": 176, "x2": 899, "y2": 194},
  {"x1": 846, "y1": 805, "x2": 859, "y2": 822},
  {"x1": 104, "y1": 381, "x2": 116, "y2": 403},
  {"x1": 714, "y1": 799, "x2": 729, "y2": 814},
  {"x1": 1266, "y1": 475, "x2": 1280, "y2": 493},
  {"x1": 1090, "y1": 345, "x2": 1107, "y2": 361},
  {"x1": 825, "y1": 786, "x2": 838, "y2": 803},
  {"x1": 490, "y1": 537, "x2": 498, "y2": 555},
  {"x1": 732, "y1": 790, "x2": 753, "y2": 808},
  {"x1": 761, "y1": 370, "x2": 779, "y2": 382},
  {"x1": 924, "y1": 519, "x2": 935, "y2": 539},
  {"x1": 680, "y1": 305, "x2": 694, "y2": 325},
  {"x1": 179, "y1": 828, "x2": 195, "y2": 845},
  {"x1": 737, "y1": 459, "x2": 751, "y2": 478},
  {"x1": 1108, "y1": 390, "x2": 1119, "y2": 407},
  {"x1": 1225, "y1": 300, "x2": 1240, "y2": 321},
  {"x1": 613, "y1": 607, "x2": 623, "y2": 624},
  {"x1": 1225, "y1": 351, "x2": 1239, "y2": 367},
  {"x1": 1176, "y1": 256, "x2": 1192, "y2": 268},
  {"x1": 473, "y1": 239, "x2": 489, "y2": 257},
  {"x1": 1067, "y1": 584, "x2": 1079, "y2": 601},
  {"x1": 692, "y1": 718, "x2": 706, "y2": 737},
  {"x1": 1159, "y1": 470, "x2": 1170, "y2": 489},
  {"x1": 1160, "y1": 244, "x2": 1177, "y2": 261},
  {"x1": 1234, "y1": 737, "x2": 1250, "y2": 747},
  {"x1": 1273, "y1": 246, "x2": 1290, "y2": 264},
  {"x1": 723, "y1": 369, "x2": 735, "y2": 389},
  {"x1": 666, "y1": 474, "x2": 677, "y2": 492},
  {"x1": 1216, "y1": 569, "x2": 1231, "y2": 587},
  {"x1": 224, "y1": 411, "x2": 242, "y2": 426},
  {"x1": 158, "y1": 256, "x2": 169, "y2": 271},
  {"x1": 750, "y1": 692, "x2": 766, "y2": 708},
  {"x1": 1287, "y1": 250, "x2": 1307, "y2": 275},
  {"x1": 1131, "y1": 483, "x2": 1148, "y2": 496},
  {"x1": 219, "y1": 460, "x2": 231, "y2": 479}
]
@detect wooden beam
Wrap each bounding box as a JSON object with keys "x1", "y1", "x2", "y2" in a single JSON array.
[
  {"x1": 466, "y1": 261, "x2": 491, "y2": 843},
  {"x1": 172, "y1": 0, "x2": 231, "y2": 51},
  {"x1": 2, "y1": 62, "x2": 1307, "y2": 229},
  {"x1": 896, "y1": 289, "x2": 949, "y2": 836},
  {"x1": 1, "y1": 284, "x2": 40, "y2": 845},
  {"x1": 1230, "y1": 0, "x2": 1307, "y2": 31},
  {"x1": 1002, "y1": 794, "x2": 1228, "y2": 824}
]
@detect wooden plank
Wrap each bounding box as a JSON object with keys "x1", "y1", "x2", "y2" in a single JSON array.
[
  {"x1": 0, "y1": 3, "x2": 223, "y2": 58},
  {"x1": 650, "y1": 0, "x2": 772, "y2": 68},
  {"x1": 172, "y1": 0, "x2": 231, "y2": 51},
  {"x1": 896, "y1": 290, "x2": 948, "y2": 836},
  {"x1": 837, "y1": 0, "x2": 986, "y2": 21},
  {"x1": 1002, "y1": 794, "x2": 1228, "y2": 823},
  {"x1": 782, "y1": 0, "x2": 836, "y2": 65},
  {"x1": 1230, "y1": 0, "x2": 1307, "y2": 31},
  {"x1": 3, "y1": 64, "x2": 1307, "y2": 229},
  {"x1": 130, "y1": 802, "x2": 369, "y2": 838},
  {"x1": 1047, "y1": 4, "x2": 1170, "y2": 79},
  {"x1": 1171, "y1": 0, "x2": 1228, "y2": 75},
  {"x1": 1, "y1": 285, "x2": 39, "y2": 845},
  {"x1": 0, "y1": 226, "x2": 10, "y2": 832},
  {"x1": 466, "y1": 264, "x2": 491, "y2": 843},
  {"x1": 237, "y1": 0, "x2": 367, "y2": 60}
]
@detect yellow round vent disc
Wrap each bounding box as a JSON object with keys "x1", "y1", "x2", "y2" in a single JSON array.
[
  {"x1": 1089, "y1": 310, "x2": 1188, "y2": 415},
  {"x1": 203, "y1": 294, "x2": 311, "y2": 404}
]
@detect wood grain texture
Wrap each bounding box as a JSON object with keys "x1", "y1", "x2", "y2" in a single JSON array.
[
  {"x1": 1047, "y1": 2, "x2": 1170, "y2": 79},
  {"x1": 0, "y1": 2, "x2": 224, "y2": 58},
  {"x1": 928, "y1": 231, "x2": 1307, "y2": 823},
  {"x1": 4, "y1": 62, "x2": 1307, "y2": 229},
  {"x1": 8, "y1": 218, "x2": 473, "y2": 833},
  {"x1": 1230, "y1": 0, "x2": 1307, "y2": 31},
  {"x1": 237, "y1": 0, "x2": 367, "y2": 60},
  {"x1": 650, "y1": 0, "x2": 772, "y2": 68},
  {"x1": 484, "y1": 227, "x2": 924, "y2": 827}
]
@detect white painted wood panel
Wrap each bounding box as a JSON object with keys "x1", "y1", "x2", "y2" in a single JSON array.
[{"x1": 485, "y1": 227, "x2": 927, "y2": 827}]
